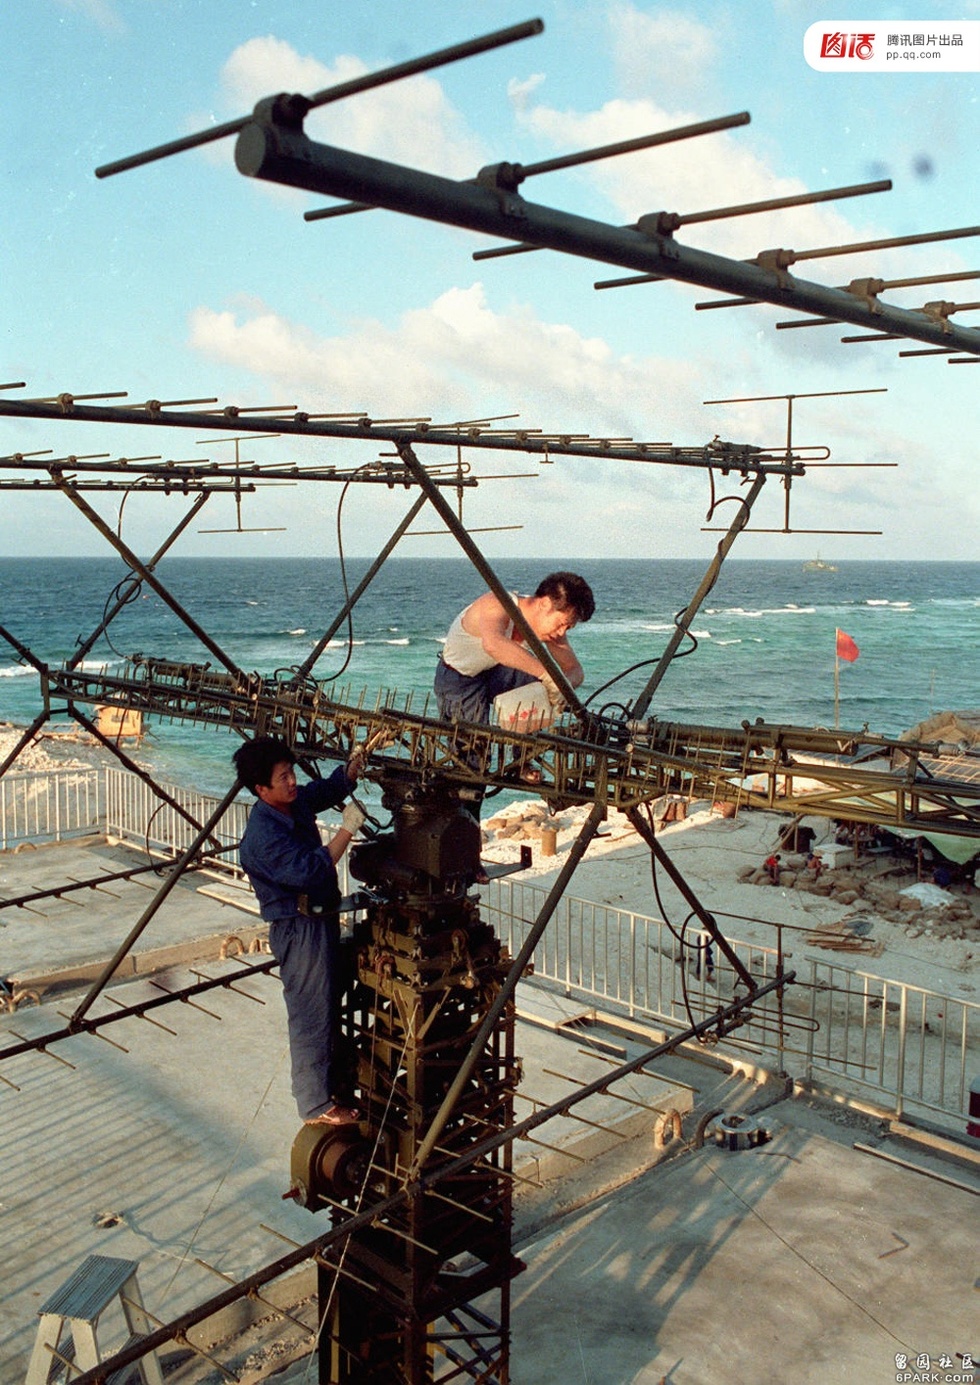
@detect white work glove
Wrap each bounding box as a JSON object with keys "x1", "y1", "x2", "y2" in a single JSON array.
[
  {"x1": 341, "y1": 802, "x2": 367, "y2": 836},
  {"x1": 540, "y1": 672, "x2": 566, "y2": 714}
]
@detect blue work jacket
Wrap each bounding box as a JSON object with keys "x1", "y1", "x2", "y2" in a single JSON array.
[{"x1": 238, "y1": 765, "x2": 354, "y2": 922}]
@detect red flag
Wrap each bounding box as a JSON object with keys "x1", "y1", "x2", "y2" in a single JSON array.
[{"x1": 835, "y1": 628, "x2": 859, "y2": 662}]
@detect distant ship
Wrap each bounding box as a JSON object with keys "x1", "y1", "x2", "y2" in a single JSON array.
[{"x1": 803, "y1": 554, "x2": 838, "y2": 573}]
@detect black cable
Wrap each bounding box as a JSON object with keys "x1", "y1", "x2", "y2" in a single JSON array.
[
  {"x1": 315, "y1": 469, "x2": 369, "y2": 683},
  {"x1": 670, "y1": 608, "x2": 700, "y2": 658},
  {"x1": 582, "y1": 658, "x2": 660, "y2": 708},
  {"x1": 641, "y1": 801, "x2": 708, "y2": 1035},
  {"x1": 90, "y1": 572, "x2": 143, "y2": 661},
  {"x1": 581, "y1": 611, "x2": 699, "y2": 714}
]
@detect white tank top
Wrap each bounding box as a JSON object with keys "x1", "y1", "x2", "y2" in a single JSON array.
[{"x1": 442, "y1": 594, "x2": 519, "y2": 676}]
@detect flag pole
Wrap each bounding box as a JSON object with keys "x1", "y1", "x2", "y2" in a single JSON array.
[{"x1": 834, "y1": 644, "x2": 840, "y2": 727}]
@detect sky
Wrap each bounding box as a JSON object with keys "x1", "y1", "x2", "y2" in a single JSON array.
[{"x1": 2, "y1": 0, "x2": 978, "y2": 561}]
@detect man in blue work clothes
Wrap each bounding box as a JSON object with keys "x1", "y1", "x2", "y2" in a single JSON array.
[{"x1": 233, "y1": 736, "x2": 366, "y2": 1127}]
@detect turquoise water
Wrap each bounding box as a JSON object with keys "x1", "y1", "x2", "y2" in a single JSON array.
[{"x1": 1, "y1": 557, "x2": 976, "y2": 793}]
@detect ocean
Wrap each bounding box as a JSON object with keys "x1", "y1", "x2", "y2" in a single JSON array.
[{"x1": 1, "y1": 557, "x2": 976, "y2": 794}]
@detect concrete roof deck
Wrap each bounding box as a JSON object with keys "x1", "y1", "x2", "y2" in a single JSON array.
[{"x1": 1, "y1": 837, "x2": 977, "y2": 1385}]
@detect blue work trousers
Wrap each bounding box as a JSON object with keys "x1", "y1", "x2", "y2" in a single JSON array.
[
  {"x1": 435, "y1": 657, "x2": 535, "y2": 724},
  {"x1": 268, "y1": 913, "x2": 349, "y2": 1120}
]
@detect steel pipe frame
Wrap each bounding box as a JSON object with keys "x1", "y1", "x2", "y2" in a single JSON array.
[
  {"x1": 33, "y1": 662, "x2": 980, "y2": 836},
  {"x1": 64, "y1": 969, "x2": 792, "y2": 1385},
  {"x1": 66, "y1": 490, "x2": 212, "y2": 671},
  {"x1": 0, "y1": 396, "x2": 798, "y2": 476},
  {"x1": 69, "y1": 778, "x2": 244, "y2": 1024},
  {"x1": 0, "y1": 953, "x2": 278, "y2": 1064},
  {"x1": 54, "y1": 476, "x2": 243, "y2": 676},
  {"x1": 233, "y1": 109, "x2": 980, "y2": 357},
  {"x1": 396, "y1": 443, "x2": 584, "y2": 713},
  {"x1": 630, "y1": 470, "x2": 767, "y2": 720},
  {"x1": 408, "y1": 801, "x2": 606, "y2": 1177}
]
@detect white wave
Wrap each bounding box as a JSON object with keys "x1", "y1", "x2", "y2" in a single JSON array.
[
  {"x1": 718, "y1": 605, "x2": 814, "y2": 618},
  {"x1": 286, "y1": 628, "x2": 307, "y2": 636},
  {"x1": 246, "y1": 600, "x2": 260, "y2": 606},
  {"x1": 11, "y1": 658, "x2": 111, "y2": 675},
  {"x1": 641, "y1": 622, "x2": 711, "y2": 637},
  {"x1": 385, "y1": 638, "x2": 410, "y2": 646},
  {"x1": 716, "y1": 638, "x2": 742, "y2": 646}
]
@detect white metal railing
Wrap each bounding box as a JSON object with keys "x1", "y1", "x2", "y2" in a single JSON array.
[
  {"x1": 105, "y1": 767, "x2": 249, "y2": 872},
  {"x1": 799, "y1": 958, "x2": 978, "y2": 1128},
  {"x1": 3, "y1": 769, "x2": 975, "y2": 1131},
  {"x1": 485, "y1": 876, "x2": 979, "y2": 1133},
  {"x1": 103, "y1": 768, "x2": 350, "y2": 890},
  {"x1": 0, "y1": 768, "x2": 103, "y2": 850}
]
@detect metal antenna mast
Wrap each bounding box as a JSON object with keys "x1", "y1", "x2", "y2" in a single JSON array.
[{"x1": 3, "y1": 16, "x2": 977, "y2": 1384}]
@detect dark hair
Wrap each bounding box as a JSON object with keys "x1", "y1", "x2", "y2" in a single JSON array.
[
  {"x1": 233, "y1": 736, "x2": 296, "y2": 794},
  {"x1": 534, "y1": 571, "x2": 595, "y2": 623}
]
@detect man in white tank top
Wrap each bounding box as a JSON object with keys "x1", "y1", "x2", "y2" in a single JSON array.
[{"x1": 435, "y1": 571, "x2": 595, "y2": 724}]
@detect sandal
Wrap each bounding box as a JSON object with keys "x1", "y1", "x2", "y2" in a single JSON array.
[
  {"x1": 503, "y1": 762, "x2": 543, "y2": 786},
  {"x1": 305, "y1": 1105, "x2": 360, "y2": 1127}
]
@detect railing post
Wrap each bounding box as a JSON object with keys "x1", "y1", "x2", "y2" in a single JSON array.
[
  {"x1": 805, "y1": 958, "x2": 817, "y2": 1082},
  {"x1": 895, "y1": 984, "x2": 908, "y2": 1122},
  {"x1": 629, "y1": 912, "x2": 637, "y2": 1020}
]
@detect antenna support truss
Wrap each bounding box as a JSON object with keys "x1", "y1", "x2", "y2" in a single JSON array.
[{"x1": 26, "y1": 658, "x2": 980, "y2": 839}]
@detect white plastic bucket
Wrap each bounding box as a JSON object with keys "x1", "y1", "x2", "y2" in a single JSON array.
[{"x1": 492, "y1": 680, "x2": 553, "y2": 733}]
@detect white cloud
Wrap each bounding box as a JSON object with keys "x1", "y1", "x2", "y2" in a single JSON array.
[
  {"x1": 182, "y1": 287, "x2": 733, "y2": 556},
  {"x1": 183, "y1": 280, "x2": 974, "y2": 559},
  {"x1": 509, "y1": 3, "x2": 963, "y2": 283},
  {"x1": 514, "y1": 93, "x2": 880, "y2": 263},
  {"x1": 507, "y1": 72, "x2": 547, "y2": 113},
  {"x1": 188, "y1": 284, "x2": 706, "y2": 445},
  {"x1": 609, "y1": 4, "x2": 721, "y2": 99},
  {"x1": 219, "y1": 36, "x2": 487, "y2": 178},
  {"x1": 55, "y1": 0, "x2": 124, "y2": 34},
  {"x1": 188, "y1": 303, "x2": 450, "y2": 414}
]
